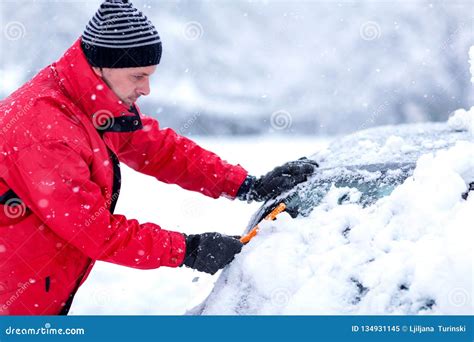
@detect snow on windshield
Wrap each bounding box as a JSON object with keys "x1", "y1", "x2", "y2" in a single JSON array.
[{"x1": 195, "y1": 140, "x2": 473, "y2": 315}]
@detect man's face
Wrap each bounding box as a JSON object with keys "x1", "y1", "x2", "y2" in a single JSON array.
[{"x1": 92, "y1": 65, "x2": 157, "y2": 107}]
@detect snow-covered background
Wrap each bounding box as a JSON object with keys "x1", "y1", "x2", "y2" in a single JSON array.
[{"x1": 1, "y1": 0, "x2": 473, "y2": 134}]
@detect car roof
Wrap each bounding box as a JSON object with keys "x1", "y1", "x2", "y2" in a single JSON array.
[{"x1": 311, "y1": 122, "x2": 471, "y2": 168}]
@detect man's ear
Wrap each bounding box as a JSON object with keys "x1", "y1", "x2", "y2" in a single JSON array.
[{"x1": 92, "y1": 67, "x2": 103, "y2": 77}]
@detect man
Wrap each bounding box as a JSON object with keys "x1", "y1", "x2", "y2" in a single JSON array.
[{"x1": 0, "y1": 0, "x2": 317, "y2": 315}]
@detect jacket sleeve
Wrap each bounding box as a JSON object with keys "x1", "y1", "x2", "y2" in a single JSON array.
[
  {"x1": 2, "y1": 140, "x2": 186, "y2": 269},
  {"x1": 106, "y1": 115, "x2": 248, "y2": 199}
]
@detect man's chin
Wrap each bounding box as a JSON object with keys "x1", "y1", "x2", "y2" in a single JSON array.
[{"x1": 120, "y1": 99, "x2": 135, "y2": 107}]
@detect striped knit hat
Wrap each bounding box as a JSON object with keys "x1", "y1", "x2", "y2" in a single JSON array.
[{"x1": 81, "y1": 0, "x2": 162, "y2": 68}]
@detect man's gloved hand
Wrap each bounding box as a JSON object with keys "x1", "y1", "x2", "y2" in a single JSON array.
[
  {"x1": 182, "y1": 233, "x2": 243, "y2": 275},
  {"x1": 237, "y1": 157, "x2": 319, "y2": 202}
]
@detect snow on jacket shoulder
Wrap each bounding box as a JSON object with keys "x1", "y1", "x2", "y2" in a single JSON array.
[{"x1": 0, "y1": 38, "x2": 247, "y2": 315}]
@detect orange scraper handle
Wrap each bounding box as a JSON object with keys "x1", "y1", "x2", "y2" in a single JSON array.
[{"x1": 240, "y1": 202, "x2": 287, "y2": 244}]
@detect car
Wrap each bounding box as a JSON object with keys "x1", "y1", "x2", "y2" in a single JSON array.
[
  {"x1": 189, "y1": 122, "x2": 473, "y2": 315},
  {"x1": 247, "y1": 122, "x2": 473, "y2": 230}
]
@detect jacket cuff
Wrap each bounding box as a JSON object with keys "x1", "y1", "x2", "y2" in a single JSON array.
[
  {"x1": 221, "y1": 164, "x2": 248, "y2": 199},
  {"x1": 162, "y1": 231, "x2": 187, "y2": 267}
]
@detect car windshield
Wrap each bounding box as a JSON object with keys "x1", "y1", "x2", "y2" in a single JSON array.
[
  {"x1": 247, "y1": 162, "x2": 414, "y2": 231},
  {"x1": 298, "y1": 162, "x2": 414, "y2": 211}
]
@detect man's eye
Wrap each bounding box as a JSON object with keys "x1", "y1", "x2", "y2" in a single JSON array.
[{"x1": 133, "y1": 75, "x2": 143, "y2": 80}]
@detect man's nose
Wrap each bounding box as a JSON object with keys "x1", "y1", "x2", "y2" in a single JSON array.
[{"x1": 138, "y1": 79, "x2": 151, "y2": 96}]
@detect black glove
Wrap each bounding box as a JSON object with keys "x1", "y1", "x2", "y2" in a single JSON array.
[
  {"x1": 236, "y1": 157, "x2": 319, "y2": 202},
  {"x1": 182, "y1": 233, "x2": 243, "y2": 275}
]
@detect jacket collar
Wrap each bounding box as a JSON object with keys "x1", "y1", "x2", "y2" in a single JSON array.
[{"x1": 52, "y1": 38, "x2": 142, "y2": 133}]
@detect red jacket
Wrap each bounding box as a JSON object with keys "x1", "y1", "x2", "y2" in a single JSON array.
[{"x1": 0, "y1": 38, "x2": 247, "y2": 315}]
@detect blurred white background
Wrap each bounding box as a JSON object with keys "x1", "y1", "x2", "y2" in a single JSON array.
[{"x1": 1, "y1": 0, "x2": 473, "y2": 136}]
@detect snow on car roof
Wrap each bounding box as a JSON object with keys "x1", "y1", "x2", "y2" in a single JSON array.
[{"x1": 311, "y1": 122, "x2": 472, "y2": 168}]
